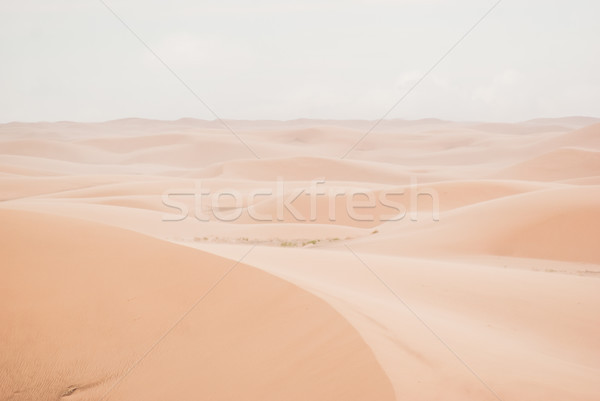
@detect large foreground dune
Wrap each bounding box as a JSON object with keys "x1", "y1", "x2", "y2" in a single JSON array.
[
  {"x1": 0, "y1": 209, "x2": 394, "y2": 401},
  {"x1": 1, "y1": 118, "x2": 599, "y2": 400}
]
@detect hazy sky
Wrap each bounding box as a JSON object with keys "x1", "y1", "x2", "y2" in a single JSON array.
[{"x1": 1, "y1": 0, "x2": 599, "y2": 122}]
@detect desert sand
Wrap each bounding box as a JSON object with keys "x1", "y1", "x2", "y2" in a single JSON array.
[{"x1": 1, "y1": 117, "x2": 599, "y2": 400}]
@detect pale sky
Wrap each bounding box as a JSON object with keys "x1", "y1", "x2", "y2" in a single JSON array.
[{"x1": 1, "y1": 0, "x2": 599, "y2": 122}]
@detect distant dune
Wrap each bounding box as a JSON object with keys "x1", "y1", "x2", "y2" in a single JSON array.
[{"x1": 495, "y1": 148, "x2": 600, "y2": 181}]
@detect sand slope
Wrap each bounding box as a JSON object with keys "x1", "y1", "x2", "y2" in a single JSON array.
[
  {"x1": 0, "y1": 209, "x2": 394, "y2": 401},
  {"x1": 495, "y1": 148, "x2": 600, "y2": 181},
  {"x1": 188, "y1": 243, "x2": 600, "y2": 401},
  {"x1": 357, "y1": 186, "x2": 600, "y2": 264}
]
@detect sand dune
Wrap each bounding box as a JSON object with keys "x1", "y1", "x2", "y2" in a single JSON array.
[
  {"x1": 1, "y1": 118, "x2": 599, "y2": 400},
  {"x1": 525, "y1": 116, "x2": 600, "y2": 129},
  {"x1": 536, "y1": 122, "x2": 600, "y2": 150},
  {"x1": 356, "y1": 186, "x2": 600, "y2": 264},
  {"x1": 0, "y1": 209, "x2": 393, "y2": 401},
  {"x1": 495, "y1": 148, "x2": 600, "y2": 181},
  {"x1": 188, "y1": 243, "x2": 600, "y2": 401},
  {"x1": 0, "y1": 139, "x2": 115, "y2": 163}
]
